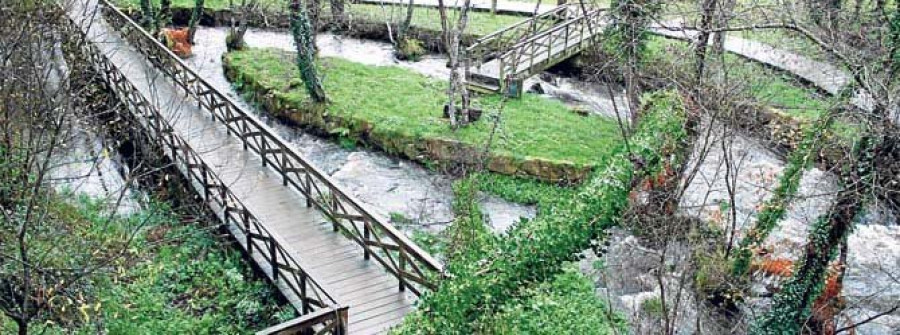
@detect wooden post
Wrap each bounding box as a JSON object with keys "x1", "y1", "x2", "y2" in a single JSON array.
[
  {"x1": 336, "y1": 307, "x2": 349, "y2": 335},
  {"x1": 331, "y1": 194, "x2": 339, "y2": 232},
  {"x1": 398, "y1": 248, "x2": 407, "y2": 292},
  {"x1": 261, "y1": 136, "x2": 268, "y2": 167},
  {"x1": 202, "y1": 165, "x2": 210, "y2": 200},
  {"x1": 244, "y1": 210, "x2": 252, "y2": 254},
  {"x1": 305, "y1": 175, "x2": 313, "y2": 207},
  {"x1": 270, "y1": 237, "x2": 278, "y2": 281},
  {"x1": 282, "y1": 151, "x2": 289, "y2": 186},
  {"x1": 300, "y1": 273, "x2": 309, "y2": 314},
  {"x1": 363, "y1": 223, "x2": 370, "y2": 260}
]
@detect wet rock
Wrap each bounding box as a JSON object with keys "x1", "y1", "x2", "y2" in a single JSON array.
[{"x1": 527, "y1": 82, "x2": 545, "y2": 94}]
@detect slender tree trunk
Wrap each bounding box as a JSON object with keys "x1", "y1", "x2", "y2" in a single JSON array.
[
  {"x1": 694, "y1": 0, "x2": 717, "y2": 82},
  {"x1": 437, "y1": 0, "x2": 472, "y2": 129},
  {"x1": 139, "y1": 0, "x2": 155, "y2": 32},
  {"x1": 158, "y1": 0, "x2": 172, "y2": 30},
  {"x1": 329, "y1": 0, "x2": 346, "y2": 29},
  {"x1": 290, "y1": 0, "x2": 328, "y2": 102},
  {"x1": 188, "y1": 0, "x2": 205, "y2": 44},
  {"x1": 712, "y1": 0, "x2": 734, "y2": 55},
  {"x1": 399, "y1": 0, "x2": 414, "y2": 41},
  {"x1": 226, "y1": 0, "x2": 251, "y2": 51},
  {"x1": 306, "y1": 0, "x2": 320, "y2": 47}
]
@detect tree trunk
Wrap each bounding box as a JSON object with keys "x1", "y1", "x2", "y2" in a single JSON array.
[
  {"x1": 329, "y1": 0, "x2": 346, "y2": 29},
  {"x1": 158, "y1": 0, "x2": 172, "y2": 30},
  {"x1": 290, "y1": 0, "x2": 328, "y2": 102},
  {"x1": 226, "y1": 0, "x2": 249, "y2": 51},
  {"x1": 694, "y1": 0, "x2": 717, "y2": 82},
  {"x1": 437, "y1": 0, "x2": 472, "y2": 129},
  {"x1": 306, "y1": 0, "x2": 320, "y2": 47},
  {"x1": 188, "y1": 0, "x2": 205, "y2": 44},
  {"x1": 712, "y1": 0, "x2": 734, "y2": 55},
  {"x1": 139, "y1": 0, "x2": 155, "y2": 32},
  {"x1": 399, "y1": 0, "x2": 414, "y2": 41}
]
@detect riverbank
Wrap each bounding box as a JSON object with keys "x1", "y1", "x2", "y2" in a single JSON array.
[{"x1": 223, "y1": 47, "x2": 621, "y2": 182}]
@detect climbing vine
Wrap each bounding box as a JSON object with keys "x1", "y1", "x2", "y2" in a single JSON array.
[
  {"x1": 751, "y1": 134, "x2": 880, "y2": 334},
  {"x1": 289, "y1": 0, "x2": 328, "y2": 102},
  {"x1": 393, "y1": 91, "x2": 688, "y2": 334},
  {"x1": 731, "y1": 115, "x2": 835, "y2": 276}
]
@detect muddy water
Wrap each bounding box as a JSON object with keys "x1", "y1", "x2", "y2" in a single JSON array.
[{"x1": 188, "y1": 27, "x2": 536, "y2": 233}]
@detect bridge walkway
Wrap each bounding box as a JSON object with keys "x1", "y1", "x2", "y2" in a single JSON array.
[{"x1": 67, "y1": 0, "x2": 439, "y2": 333}]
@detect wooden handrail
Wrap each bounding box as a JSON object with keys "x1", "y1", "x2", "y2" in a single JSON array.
[
  {"x1": 99, "y1": 0, "x2": 444, "y2": 295},
  {"x1": 496, "y1": 7, "x2": 605, "y2": 79},
  {"x1": 256, "y1": 307, "x2": 349, "y2": 335},
  {"x1": 59, "y1": 7, "x2": 345, "y2": 333},
  {"x1": 500, "y1": 8, "x2": 604, "y2": 57},
  {"x1": 467, "y1": 4, "x2": 568, "y2": 49}
]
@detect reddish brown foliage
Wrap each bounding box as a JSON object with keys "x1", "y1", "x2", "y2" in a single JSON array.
[
  {"x1": 752, "y1": 257, "x2": 847, "y2": 334},
  {"x1": 162, "y1": 28, "x2": 192, "y2": 58}
]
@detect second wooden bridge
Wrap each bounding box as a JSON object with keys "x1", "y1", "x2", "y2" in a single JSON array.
[{"x1": 465, "y1": 4, "x2": 606, "y2": 96}]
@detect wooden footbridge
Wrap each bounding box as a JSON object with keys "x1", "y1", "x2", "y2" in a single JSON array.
[
  {"x1": 63, "y1": 0, "x2": 442, "y2": 333},
  {"x1": 464, "y1": 4, "x2": 606, "y2": 96}
]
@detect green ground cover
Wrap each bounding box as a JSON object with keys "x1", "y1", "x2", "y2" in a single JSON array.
[
  {"x1": 0, "y1": 195, "x2": 295, "y2": 334},
  {"x1": 644, "y1": 35, "x2": 835, "y2": 119},
  {"x1": 393, "y1": 91, "x2": 687, "y2": 334},
  {"x1": 225, "y1": 48, "x2": 622, "y2": 167},
  {"x1": 112, "y1": 0, "x2": 527, "y2": 36}
]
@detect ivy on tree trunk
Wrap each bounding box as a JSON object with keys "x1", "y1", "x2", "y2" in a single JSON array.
[
  {"x1": 188, "y1": 0, "x2": 205, "y2": 43},
  {"x1": 289, "y1": 0, "x2": 328, "y2": 103},
  {"x1": 139, "y1": 0, "x2": 155, "y2": 32},
  {"x1": 158, "y1": 0, "x2": 172, "y2": 31},
  {"x1": 751, "y1": 134, "x2": 882, "y2": 334}
]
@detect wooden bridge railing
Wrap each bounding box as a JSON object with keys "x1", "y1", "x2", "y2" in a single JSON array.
[
  {"x1": 495, "y1": 7, "x2": 604, "y2": 92},
  {"x1": 99, "y1": 0, "x2": 443, "y2": 296},
  {"x1": 60, "y1": 8, "x2": 347, "y2": 334},
  {"x1": 465, "y1": 4, "x2": 570, "y2": 66}
]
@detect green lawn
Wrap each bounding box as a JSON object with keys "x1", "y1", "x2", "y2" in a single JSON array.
[
  {"x1": 225, "y1": 48, "x2": 622, "y2": 167},
  {"x1": 112, "y1": 0, "x2": 528, "y2": 36},
  {"x1": 644, "y1": 36, "x2": 835, "y2": 120}
]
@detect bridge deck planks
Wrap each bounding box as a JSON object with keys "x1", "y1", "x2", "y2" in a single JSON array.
[{"x1": 69, "y1": 1, "x2": 416, "y2": 332}]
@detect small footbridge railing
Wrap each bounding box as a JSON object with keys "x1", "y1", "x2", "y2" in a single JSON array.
[
  {"x1": 465, "y1": 4, "x2": 571, "y2": 66},
  {"x1": 60, "y1": 9, "x2": 347, "y2": 334},
  {"x1": 99, "y1": 0, "x2": 443, "y2": 297},
  {"x1": 466, "y1": 6, "x2": 605, "y2": 96}
]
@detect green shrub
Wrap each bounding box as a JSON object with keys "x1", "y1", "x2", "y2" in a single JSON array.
[
  {"x1": 393, "y1": 91, "x2": 688, "y2": 334},
  {"x1": 395, "y1": 38, "x2": 426, "y2": 62},
  {"x1": 488, "y1": 264, "x2": 626, "y2": 335}
]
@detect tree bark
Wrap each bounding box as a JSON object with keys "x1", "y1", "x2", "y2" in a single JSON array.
[
  {"x1": 188, "y1": 0, "x2": 205, "y2": 44},
  {"x1": 290, "y1": 0, "x2": 328, "y2": 102},
  {"x1": 694, "y1": 0, "x2": 717, "y2": 82}
]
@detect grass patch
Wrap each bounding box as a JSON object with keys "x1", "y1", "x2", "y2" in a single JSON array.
[
  {"x1": 112, "y1": 0, "x2": 527, "y2": 36},
  {"x1": 225, "y1": 48, "x2": 621, "y2": 169},
  {"x1": 644, "y1": 35, "x2": 836, "y2": 120}
]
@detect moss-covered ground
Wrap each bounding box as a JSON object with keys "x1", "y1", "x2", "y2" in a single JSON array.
[{"x1": 0, "y1": 194, "x2": 296, "y2": 334}]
